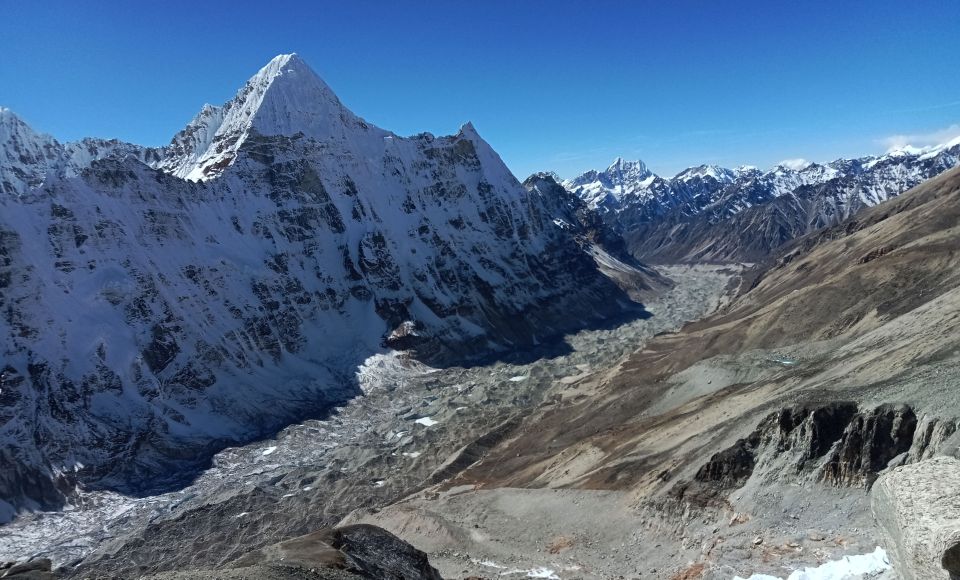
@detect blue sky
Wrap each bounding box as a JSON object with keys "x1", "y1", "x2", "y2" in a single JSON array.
[{"x1": 2, "y1": 1, "x2": 959, "y2": 178}]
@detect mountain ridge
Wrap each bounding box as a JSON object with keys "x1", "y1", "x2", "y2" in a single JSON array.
[
  {"x1": 0, "y1": 55, "x2": 663, "y2": 523},
  {"x1": 561, "y1": 140, "x2": 960, "y2": 261}
]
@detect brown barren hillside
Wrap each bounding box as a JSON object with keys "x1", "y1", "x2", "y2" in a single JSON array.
[{"x1": 352, "y1": 166, "x2": 960, "y2": 579}]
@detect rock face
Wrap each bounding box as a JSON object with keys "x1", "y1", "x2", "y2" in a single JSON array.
[
  {"x1": 0, "y1": 557, "x2": 53, "y2": 579},
  {"x1": 872, "y1": 456, "x2": 960, "y2": 580},
  {"x1": 522, "y1": 172, "x2": 671, "y2": 300},
  {"x1": 563, "y1": 142, "x2": 960, "y2": 262},
  {"x1": 141, "y1": 524, "x2": 442, "y2": 580},
  {"x1": 0, "y1": 54, "x2": 658, "y2": 521},
  {"x1": 226, "y1": 524, "x2": 442, "y2": 580},
  {"x1": 673, "y1": 403, "x2": 943, "y2": 507}
]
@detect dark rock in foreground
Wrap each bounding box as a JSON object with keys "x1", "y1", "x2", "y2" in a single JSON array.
[{"x1": 141, "y1": 524, "x2": 442, "y2": 580}]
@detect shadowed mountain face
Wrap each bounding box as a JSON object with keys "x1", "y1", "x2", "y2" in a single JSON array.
[
  {"x1": 0, "y1": 55, "x2": 664, "y2": 522},
  {"x1": 563, "y1": 144, "x2": 960, "y2": 263}
]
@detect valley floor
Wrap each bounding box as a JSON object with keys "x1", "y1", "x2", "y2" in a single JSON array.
[
  {"x1": 350, "y1": 486, "x2": 893, "y2": 580},
  {"x1": 0, "y1": 265, "x2": 737, "y2": 577}
]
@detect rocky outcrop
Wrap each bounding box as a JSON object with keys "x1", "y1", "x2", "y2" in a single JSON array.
[
  {"x1": 140, "y1": 524, "x2": 442, "y2": 580},
  {"x1": 674, "y1": 403, "x2": 955, "y2": 507},
  {"x1": 0, "y1": 557, "x2": 53, "y2": 579},
  {"x1": 327, "y1": 524, "x2": 443, "y2": 580},
  {"x1": 872, "y1": 456, "x2": 960, "y2": 580},
  {"x1": 226, "y1": 524, "x2": 442, "y2": 580},
  {"x1": 820, "y1": 404, "x2": 918, "y2": 487}
]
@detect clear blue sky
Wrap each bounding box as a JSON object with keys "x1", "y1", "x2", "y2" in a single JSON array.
[{"x1": 2, "y1": 1, "x2": 959, "y2": 178}]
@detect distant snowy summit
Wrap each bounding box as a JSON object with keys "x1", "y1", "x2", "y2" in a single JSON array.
[
  {"x1": 564, "y1": 140, "x2": 960, "y2": 221},
  {"x1": 560, "y1": 139, "x2": 960, "y2": 261}
]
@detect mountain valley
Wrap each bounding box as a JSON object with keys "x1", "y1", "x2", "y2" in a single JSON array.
[{"x1": 1, "y1": 51, "x2": 960, "y2": 580}]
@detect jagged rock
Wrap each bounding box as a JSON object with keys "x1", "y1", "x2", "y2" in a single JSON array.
[
  {"x1": 820, "y1": 404, "x2": 918, "y2": 487},
  {"x1": 907, "y1": 415, "x2": 959, "y2": 463},
  {"x1": 872, "y1": 456, "x2": 960, "y2": 580},
  {"x1": 674, "y1": 403, "x2": 952, "y2": 509},
  {"x1": 157, "y1": 524, "x2": 442, "y2": 580},
  {"x1": 330, "y1": 524, "x2": 443, "y2": 580},
  {"x1": 0, "y1": 558, "x2": 52, "y2": 579}
]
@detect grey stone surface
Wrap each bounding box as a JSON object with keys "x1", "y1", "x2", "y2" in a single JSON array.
[{"x1": 872, "y1": 456, "x2": 960, "y2": 580}]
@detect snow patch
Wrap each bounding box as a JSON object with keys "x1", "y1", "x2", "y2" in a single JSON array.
[
  {"x1": 733, "y1": 547, "x2": 891, "y2": 580},
  {"x1": 525, "y1": 567, "x2": 560, "y2": 579},
  {"x1": 472, "y1": 560, "x2": 559, "y2": 579}
]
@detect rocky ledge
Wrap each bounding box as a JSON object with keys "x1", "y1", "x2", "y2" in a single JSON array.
[{"x1": 872, "y1": 454, "x2": 960, "y2": 580}]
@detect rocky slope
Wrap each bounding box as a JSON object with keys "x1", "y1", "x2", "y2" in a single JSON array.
[
  {"x1": 522, "y1": 172, "x2": 668, "y2": 300},
  {"x1": 563, "y1": 141, "x2": 960, "y2": 262},
  {"x1": 0, "y1": 54, "x2": 663, "y2": 523},
  {"x1": 351, "y1": 166, "x2": 960, "y2": 577}
]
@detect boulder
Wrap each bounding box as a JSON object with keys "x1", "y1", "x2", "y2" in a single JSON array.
[
  {"x1": 220, "y1": 524, "x2": 442, "y2": 580},
  {"x1": 871, "y1": 456, "x2": 960, "y2": 580},
  {"x1": 0, "y1": 557, "x2": 52, "y2": 578}
]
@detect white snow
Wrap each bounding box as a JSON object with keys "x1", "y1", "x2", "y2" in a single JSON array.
[
  {"x1": 561, "y1": 134, "x2": 958, "y2": 224},
  {"x1": 473, "y1": 559, "x2": 560, "y2": 579},
  {"x1": 157, "y1": 54, "x2": 384, "y2": 181},
  {"x1": 414, "y1": 417, "x2": 438, "y2": 427},
  {"x1": 508, "y1": 375, "x2": 528, "y2": 382},
  {"x1": 261, "y1": 446, "x2": 277, "y2": 456},
  {"x1": 525, "y1": 567, "x2": 560, "y2": 579},
  {"x1": 733, "y1": 547, "x2": 891, "y2": 580}
]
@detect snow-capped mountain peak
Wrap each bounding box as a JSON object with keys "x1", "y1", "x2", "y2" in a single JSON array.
[
  {"x1": 157, "y1": 53, "x2": 377, "y2": 181},
  {"x1": 231, "y1": 52, "x2": 358, "y2": 139},
  {"x1": 0, "y1": 108, "x2": 62, "y2": 195},
  {"x1": 675, "y1": 164, "x2": 735, "y2": 184},
  {"x1": 562, "y1": 157, "x2": 660, "y2": 209},
  {"x1": 563, "y1": 137, "x2": 960, "y2": 239},
  {"x1": 604, "y1": 157, "x2": 653, "y2": 183},
  {"x1": 0, "y1": 53, "x2": 659, "y2": 521}
]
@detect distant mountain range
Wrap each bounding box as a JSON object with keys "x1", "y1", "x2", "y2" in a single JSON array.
[{"x1": 561, "y1": 140, "x2": 960, "y2": 261}]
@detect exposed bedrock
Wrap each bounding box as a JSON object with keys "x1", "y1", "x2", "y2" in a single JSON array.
[
  {"x1": 673, "y1": 402, "x2": 957, "y2": 508},
  {"x1": 220, "y1": 524, "x2": 443, "y2": 580},
  {"x1": 872, "y1": 456, "x2": 960, "y2": 580}
]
